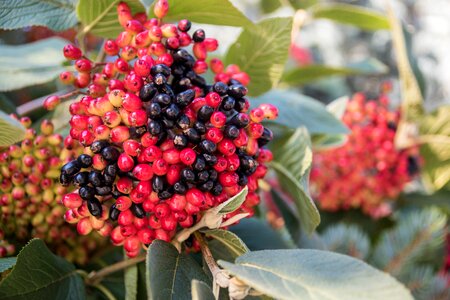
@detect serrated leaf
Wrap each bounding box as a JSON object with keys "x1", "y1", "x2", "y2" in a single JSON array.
[
  {"x1": 146, "y1": 240, "x2": 210, "y2": 299},
  {"x1": 270, "y1": 128, "x2": 320, "y2": 234},
  {"x1": 250, "y1": 90, "x2": 349, "y2": 135},
  {"x1": 77, "y1": 0, "x2": 145, "y2": 38},
  {"x1": 0, "y1": 239, "x2": 85, "y2": 300},
  {"x1": 0, "y1": 257, "x2": 16, "y2": 273},
  {"x1": 281, "y1": 60, "x2": 387, "y2": 86},
  {"x1": 226, "y1": 17, "x2": 292, "y2": 96},
  {"x1": 418, "y1": 105, "x2": 450, "y2": 190},
  {"x1": 149, "y1": 0, "x2": 251, "y2": 27},
  {"x1": 0, "y1": 111, "x2": 26, "y2": 147},
  {"x1": 229, "y1": 218, "x2": 290, "y2": 251},
  {"x1": 310, "y1": 4, "x2": 390, "y2": 31},
  {"x1": 216, "y1": 186, "x2": 248, "y2": 214},
  {"x1": 219, "y1": 249, "x2": 413, "y2": 300},
  {"x1": 321, "y1": 224, "x2": 370, "y2": 260},
  {"x1": 191, "y1": 280, "x2": 215, "y2": 300},
  {"x1": 0, "y1": 38, "x2": 68, "y2": 91},
  {"x1": 371, "y1": 208, "x2": 447, "y2": 276},
  {"x1": 203, "y1": 229, "x2": 249, "y2": 258},
  {"x1": 0, "y1": 0, "x2": 78, "y2": 31}
]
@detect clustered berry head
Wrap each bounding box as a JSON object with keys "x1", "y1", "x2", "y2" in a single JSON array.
[
  {"x1": 58, "y1": 0, "x2": 278, "y2": 257},
  {"x1": 310, "y1": 93, "x2": 420, "y2": 218},
  {"x1": 0, "y1": 117, "x2": 102, "y2": 263}
]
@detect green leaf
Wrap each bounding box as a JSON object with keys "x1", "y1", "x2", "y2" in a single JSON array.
[
  {"x1": 77, "y1": 0, "x2": 145, "y2": 38},
  {"x1": 251, "y1": 90, "x2": 349, "y2": 134},
  {"x1": 282, "y1": 60, "x2": 387, "y2": 86},
  {"x1": 326, "y1": 96, "x2": 348, "y2": 120},
  {"x1": 270, "y1": 188, "x2": 300, "y2": 244},
  {"x1": 203, "y1": 229, "x2": 249, "y2": 258},
  {"x1": 270, "y1": 128, "x2": 320, "y2": 234},
  {"x1": 371, "y1": 208, "x2": 447, "y2": 276},
  {"x1": 0, "y1": 257, "x2": 16, "y2": 273},
  {"x1": 0, "y1": 94, "x2": 17, "y2": 114},
  {"x1": 0, "y1": 239, "x2": 85, "y2": 300},
  {"x1": 219, "y1": 249, "x2": 413, "y2": 300},
  {"x1": 401, "y1": 190, "x2": 450, "y2": 215},
  {"x1": 418, "y1": 105, "x2": 450, "y2": 190},
  {"x1": 191, "y1": 280, "x2": 215, "y2": 300},
  {"x1": 124, "y1": 255, "x2": 138, "y2": 300},
  {"x1": 0, "y1": 111, "x2": 26, "y2": 147},
  {"x1": 321, "y1": 223, "x2": 370, "y2": 260},
  {"x1": 0, "y1": 0, "x2": 78, "y2": 31},
  {"x1": 0, "y1": 38, "x2": 68, "y2": 91},
  {"x1": 217, "y1": 186, "x2": 248, "y2": 214},
  {"x1": 310, "y1": 4, "x2": 390, "y2": 31},
  {"x1": 260, "y1": 0, "x2": 281, "y2": 14},
  {"x1": 146, "y1": 240, "x2": 210, "y2": 299},
  {"x1": 229, "y1": 218, "x2": 290, "y2": 251},
  {"x1": 226, "y1": 17, "x2": 292, "y2": 96},
  {"x1": 149, "y1": 0, "x2": 251, "y2": 27}
]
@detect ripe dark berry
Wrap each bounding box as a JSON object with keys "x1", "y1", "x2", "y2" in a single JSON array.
[
  {"x1": 173, "y1": 134, "x2": 188, "y2": 149},
  {"x1": 79, "y1": 186, "x2": 96, "y2": 200},
  {"x1": 199, "y1": 140, "x2": 217, "y2": 154},
  {"x1": 161, "y1": 118, "x2": 175, "y2": 129},
  {"x1": 130, "y1": 203, "x2": 145, "y2": 218},
  {"x1": 73, "y1": 171, "x2": 89, "y2": 187},
  {"x1": 224, "y1": 125, "x2": 240, "y2": 139},
  {"x1": 211, "y1": 183, "x2": 223, "y2": 196},
  {"x1": 129, "y1": 126, "x2": 147, "y2": 139},
  {"x1": 151, "y1": 64, "x2": 171, "y2": 77},
  {"x1": 153, "y1": 73, "x2": 167, "y2": 86},
  {"x1": 158, "y1": 189, "x2": 173, "y2": 200},
  {"x1": 103, "y1": 174, "x2": 115, "y2": 186},
  {"x1": 175, "y1": 89, "x2": 195, "y2": 107},
  {"x1": 193, "y1": 157, "x2": 206, "y2": 171},
  {"x1": 227, "y1": 84, "x2": 248, "y2": 98},
  {"x1": 61, "y1": 160, "x2": 81, "y2": 177},
  {"x1": 196, "y1": 170, "x2": 209, "y2": 183},
  {"x1": 147, "y1": 102, "x2": 162, "y2": 118},
  {"x1": 184, "y1": 128, "x2": 201, "y2": 143},
  {"x1": 213, "y1": 82, "x2": 228, "y2": 95},
  {"x1": 87, "y1": 198, "x2": 103, "y2": 217},
  {"x1": 181, "y1": 168, "x2": 195, "y2": 183},
  {"x1": 148, "y1": 120, "x2": 162, "y2": 135},
  {"x1": 154, "y1": 93, "x2": 172, "y2": 107},
  {"x1": 230, "y1": 113, "x2": 250, "y2": 128},
  {"x1": 238, "y1": 173, "x2": 248, "y2": 186},
  {"x1": 176, "y1": 114, "x2": 190, "y2": 130},
  {"x1": 90, "y1": 140, "x2": 110, "y2": 154},
  {"x1": 197, "y1": 105, "x2": 214, "y2": 122},
  {"x1": 109, "y1": 204, "x2": 120, "y2": 221},
  {"x1": 173, "y1": 181, "x2": 187, "y2": 194},
  {"x1": 258, "y1": 127, "x2": 273, "y2": 146},
  {"x1": 165, "y1": 103, "x2": 181, "y2": 119},
  {"x1": 89, "y1": 171, "x2": 104, "y2": 187},
  {"x1": 96, "y1": 186, "x2": 112, "y2": 195},
  {"x1": 102, "y1": 146, "x2": 120, "y2": 161},
  {"x1": 152, "y1": 176, "x2": 165, "y2": 193},
  {"x1": 193, "y1": 29, "x2": 205, "y2": 42},
  {"x1": 105, "y1": 164, "x2": 119, "y2": 177},
  {"x1": 193, "y1": 121, "x2": 207, "y2": 134},
  {"x1": 77, "y1": 154, "x2": 93, "y2": 168},
  {"x1": 221, "y1": 96, "x2": 235, "y2": 111},
  {"x1": 199, "y1": 180, "x2": 214, "y2": 192}
]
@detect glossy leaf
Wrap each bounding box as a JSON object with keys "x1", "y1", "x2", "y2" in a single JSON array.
[
  {"x1": 191, "y1": 280, "x2": 215, "y2": 300},
  {"x1": 149, "y1": 0, "x2": 251, "y2": 27},
  {"x1": 226, "y1": 17, "x2": 292, "y2": 96},
  {"x1": 146, "y1": 240, "x2": 209, "y2": 299},
  {"x1": 282, "y1": 60, "x2": 387, "y2": 86},
  {"x1": 217, "y1": 186, "x2": 248, "y2": 214},
  {"x1": 311, "y1": 4, "x2": 390, "y2": 31},
  {"x1": 0, "y1": 257, "x2": 16, "y2": 273},
  {"x1": 219, "y1": 249, "x2": 413, "y2": 300},
  {"x1": 0, "y1": 37, "x2": 68, "y2": 91},
  {"x1": 0, "y1": 0, "x2": 78, "y2": 31},
  {"x1": 77, "y1": 0, "x2": 145, "y2": 38},
  {"x1": 270, "y1": 128, "x2": 320, "y2": 234},
  {"x1": 0, "y1": 111, "x2": 26, "y2": 147},
  {"x1": 203, "y1": 229, "x2": 249, "y2": 258},
  {"x1": 0, "y1": 239, "x2": 85, "y2": 300},
  {"x1": 251, "y1": 90, "x2": 349, "y2": 134}
]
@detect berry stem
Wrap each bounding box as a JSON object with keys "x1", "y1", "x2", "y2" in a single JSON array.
[
  {"x1": 85, "y1": 254, "x2": 146, "y2": 285},
  {"x1": 95, "y1": 40, "x2": 107, "y2": 63},
  {"x1": 92, "y1": 283, "x2": 118, "y2": 300}
]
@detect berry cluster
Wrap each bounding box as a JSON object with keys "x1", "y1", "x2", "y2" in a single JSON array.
[
  {"x1": 57, "y1": 1, "x2": 277, "y2": 257},
  {"x1": 310, "y1": 93, "x2": 420, "y2": 217},
  {"x1": 0, "y1": 118, "x2": 101, "y2": 263}
]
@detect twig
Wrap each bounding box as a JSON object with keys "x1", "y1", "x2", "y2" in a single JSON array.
[
  {"x1": 92, "y1": 283, "x2": 117, "y2": 300},
  {"x1": 86, "y1": 254, "x2": 146, "y2": 285}
]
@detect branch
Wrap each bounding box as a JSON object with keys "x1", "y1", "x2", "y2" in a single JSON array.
[{"x1": 86, "y1": 254, "x2": 146, "y2": 285}]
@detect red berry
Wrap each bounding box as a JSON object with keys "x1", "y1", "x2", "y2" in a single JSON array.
[
  {"x1": 123, "y1": 140, "x2": 141, "y2": 156},
  {"x1": 186, "y1": 188, "x2": 205, "y2": 206},
  {"x1": 118, "y1": 209, "x2": 134, "y2": 226},
  {"x1": 132, "y1": 164, "x2": 153, "y2": 181},
  {"x1": 104, "y1": 39, "x2": 119, "y2": 56},
  {"x1": 204, "y1": 38, "x2": 218, "y2": 52},
  {"x1": 118, "y1": 153, "x2": 134, "y2": 172},
  {"x1": 62, "y1": 193, "x2": 83, "y2": 209},
  {"x1": 117, "y1": 177, "x2": 134, "y2": 194},
  {"x1": 166, "y1": 164, "x2": 181, "y2": 185},
  {"x1": 122, "y1": 93, "x2": 142, "y2": 111},
  {"x1": 219, "y1": 172, "x2": 239, "y2": 187},
  {"x1": 63, "y1": 44, "x2": 82, "y2": 60},
  {"x1": 154, "y1": 203, "x2": 170, "y2": 218},
  {"x1": 43, "y1": 95, "x2": 60, "y2": 111},
  {"x1": 210, "y1": 111, "x2": 226, "y2": 128},
  {"x1": 154, "y1": 0, "x2": 169, "y2": 19},
  {"x1": 179, "y1": 148, "x2": 196, "y2": 165},
  {"x1": 116, "y1": 196, "x2": 132, "y2": 211},
  {"x1": 137, "y1": 228, "x2": 154, "y2": 244},
  {"x1": 75, "y1": 59, "x2": 93, "y2": 73},
  {"x1": 206, "y1": 127, "x2": 223, "y2": 143},
  {"x1": 143, "y1": 145, "x2": 162, "y2": 162},
  {"x1": 218, "y1": 139, "x2": 236, "y2": 156},
  {"x1": 134, "y1": 59, "x2": 151, "y2": 77},
  {"x1": 111, "y1": 126, "x2": 130, "y2": 143},
  {"x1": 152, "y1": 158, "x2": 168, "y2": 175},
  {"x1": 163, "y1": 149, "x2": 180, "y2": 164}
]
